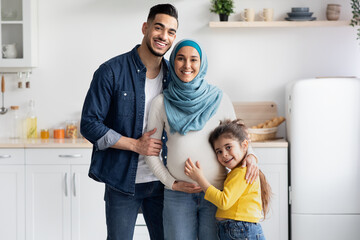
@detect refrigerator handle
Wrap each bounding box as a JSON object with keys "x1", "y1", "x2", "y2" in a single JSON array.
[
  {"x1": 288, "y1": 186, "x2": 292, "y2": 205},
  {"x1": 287, "y1": 94, "x2": 292, "y2": 114}
]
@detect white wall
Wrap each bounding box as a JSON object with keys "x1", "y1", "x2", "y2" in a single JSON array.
[{"x1": 1, "y1": 0, "x2": 359, "y2": 138}]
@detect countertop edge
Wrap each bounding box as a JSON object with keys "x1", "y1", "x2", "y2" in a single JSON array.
[
  {"x1": 0, "y1": 138, "x2": 288, "y2": 149},
  {"x1": 0, "y1": 138, "x2": 93, "y2": 148},
  {"x1": 252, "y1": 140, "x2": 288, "y2": 148}
]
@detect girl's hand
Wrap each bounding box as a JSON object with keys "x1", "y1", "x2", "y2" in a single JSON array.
[
  {"x1": 184, "y1": 158, "x2": 203, "y2": 182},
  {"x1": 185, "y1": 158, "x2": 211, "y2": 192}
]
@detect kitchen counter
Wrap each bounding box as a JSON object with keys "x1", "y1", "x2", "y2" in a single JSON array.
[
  {"x1": 251, "y1": 138, "x2": 288, "y2": 148},
  {"x1": 0, "y1": 138, "x2": 287, "y2": 148},
  {"x1": 0, "y1": 138, "x2": 92, "y2": 148}
]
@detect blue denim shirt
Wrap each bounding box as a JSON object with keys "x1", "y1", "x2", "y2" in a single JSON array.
[{"x1": 80, "y1": 45, "x2": 170, "y2": 196}]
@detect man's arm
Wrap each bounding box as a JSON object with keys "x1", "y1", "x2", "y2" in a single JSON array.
[
  {"x1": 80, "y1": 64, "x2": 114, "y2": 147},
  {"x1": 112, "y1": 128, "x2": 162, "y2": 156},
  {"x1": 80, "y1": 64, "x2": 162, "y2": 155}
]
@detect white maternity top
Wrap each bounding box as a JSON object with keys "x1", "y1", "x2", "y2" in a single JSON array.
[{"x1": 145, "y1": 93, "x2": 254, "y2": 190}]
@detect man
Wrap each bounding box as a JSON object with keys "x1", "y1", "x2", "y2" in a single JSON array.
[{"x1": 80, "y1": 4, "x2": 178, "y2": 240}]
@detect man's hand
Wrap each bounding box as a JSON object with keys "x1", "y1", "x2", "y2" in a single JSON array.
[
  {"x1": 241, "y1": 154, "x2": 259, "y2": 183},
  {"x1": 172, "y1": 181, "x2": 202, "y2": 193},
  {"x1": 134, "y1": 128, "x2": 162, "y2": 156}
]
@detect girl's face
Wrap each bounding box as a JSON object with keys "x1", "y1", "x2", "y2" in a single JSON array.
[
  {"x1": 174, "y1": 46, "x2": 200, "y2": 83},
  {"x1": 213, "y1": 135, "x2": 248, "y2": 170}
]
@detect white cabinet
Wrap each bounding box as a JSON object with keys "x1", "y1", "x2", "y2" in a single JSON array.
[
  {"x1": 133, "y1": 213, "x2": 150, "y2": 240},
  {"x1": 0, "y1": 0, "x2": 38, "y2": 70},
  {"x1": 25, "y1": 148, "x2": 106, "y2": 240},
  {"x1": 26, "y1": 165, "x2": 71, "y2": 240},
  {"x1": 0, "y1": 148, "x2": 25, "y2": 240},
  {"x1": 255, "y1": 147, "x2": 288, "y2": 240},
  {"x1": 71, "y1": 165, "x2": 107, "y2": 240}
]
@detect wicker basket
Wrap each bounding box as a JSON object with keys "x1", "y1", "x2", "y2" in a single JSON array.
[{"x1": 248, "y1": 127, "x2": 278, "y2": 142}]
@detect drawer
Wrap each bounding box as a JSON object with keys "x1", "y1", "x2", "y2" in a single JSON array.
[
  {"x1": 0, "y1": 149, "x2": 25, "y2": 164},
  {"x1": 25, "y1": 148, "x2": 92, "y2": 165}
]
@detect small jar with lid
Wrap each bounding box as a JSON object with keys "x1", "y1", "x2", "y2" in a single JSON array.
[
  {"x1": 40, "y1": 129, "x2": 50, "y2": 139},
  {"x1": 65, "y1": 120, "x2": 78, "y2": 138},
  {"x1": 54, "y1": 127, "x2": 65, "y2": 139}
]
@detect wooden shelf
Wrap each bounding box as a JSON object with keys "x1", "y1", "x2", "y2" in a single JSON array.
[{"x1": 209, "y1": 20, "x2": 351, "y2": 28}]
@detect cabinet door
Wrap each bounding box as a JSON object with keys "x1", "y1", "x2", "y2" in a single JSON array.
[
  {"x1": 26, "y1": 165, "x2": 71, "y2": 240},
  {"x1": 0, "y1": 165, "x2": 25, "y2": 240},
  {"x1": 133, "y1": 213, "x2": 150, "y2": 240},
  {"x1": 255, "y1": 147, "x2": 288, "y2": 240},
  {"x1": 259, "y1": 164, "x2": 288, "y2": 240},
  {"x1": 71, "y1": 165, "x2": 106, "y2": 240},
  {"x1": 0, "y1": 0, "x2": 38, "y2": 69}
]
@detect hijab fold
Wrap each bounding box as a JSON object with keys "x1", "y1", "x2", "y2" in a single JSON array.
[{"x1": 163, "y1": 39, "x2": 223, "y2": 135}]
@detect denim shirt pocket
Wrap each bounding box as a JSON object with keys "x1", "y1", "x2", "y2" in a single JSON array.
[{"x1": 116, "y1": 91, "x2": 135, "y2": 117}]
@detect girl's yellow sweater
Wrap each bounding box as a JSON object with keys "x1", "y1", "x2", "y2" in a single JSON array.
[{"x1": 205, "y1": 167, "x2": 263, "y2": 223}]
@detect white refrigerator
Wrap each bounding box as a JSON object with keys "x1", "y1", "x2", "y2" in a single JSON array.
[{"x1": 286, "y1": 78, "x2": 360, "y2": 240}]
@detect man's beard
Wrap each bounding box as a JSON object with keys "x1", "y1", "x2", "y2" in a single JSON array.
[{"x1": 146, "y1": 39, "x2": 168, "y2": 57}]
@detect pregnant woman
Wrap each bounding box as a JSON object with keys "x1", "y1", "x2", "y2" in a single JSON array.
[{"x1": 145, "y1": 39, "x2": 258, "y2": 240}]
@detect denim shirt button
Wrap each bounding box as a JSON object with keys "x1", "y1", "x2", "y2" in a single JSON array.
[
  {"x1": 124, "y1": 93, "x2": 127, "y2": 96},
  {"x1": 162, "y1": 136, "x2": 165, "y2": 140},
  {"x1": 137, "y1": 69, "x2": 140, "y2": 73},
  {"x1": 163, "y1": 79, "x2": 166, "y2": 82},
  {"x1": 164, "y1": 156, "x2": 167, "y2": 159}
]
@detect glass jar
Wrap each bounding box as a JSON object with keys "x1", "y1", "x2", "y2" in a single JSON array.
[
  {"x1": 54, "y1": 128, "x2": 65, "y2": 139},
  {"x1": 40, "y1": 129, "x2": 49, "y2": 139},
  {"x1": 65, "y1": 120, "x2": 78, "y2": 138},
  {"x1": 10, "y1": 105, "x2": 22, "y2": 139}
]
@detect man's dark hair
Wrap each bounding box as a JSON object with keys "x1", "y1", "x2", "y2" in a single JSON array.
[{"x1": 147, "y1": 4, "x2": 178, "y2": 25}]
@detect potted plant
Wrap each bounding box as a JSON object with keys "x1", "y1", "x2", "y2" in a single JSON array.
[
  {"x1": 210, "y1": 0, "x2": 235, "y2": 21},
  {"x1": 350, "y1": 0, "x2": 360, "y2": 41}
]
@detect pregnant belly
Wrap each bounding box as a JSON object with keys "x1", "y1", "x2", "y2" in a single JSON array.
[{"x1": 166, "y1": 140, "x2": 227, "y2": 189}]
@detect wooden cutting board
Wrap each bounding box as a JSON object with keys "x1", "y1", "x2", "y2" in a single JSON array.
[{"x1": 232, "y1": 102, "x2": 278, "y2": 128}]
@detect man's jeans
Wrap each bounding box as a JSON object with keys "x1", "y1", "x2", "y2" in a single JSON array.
[
  {"x1": 163, "y1": 189, "x2": 218, "y2": 240},
  {"x1": 104, "y1": 181, "x2": 164, "y2": 240},
  {"x1": 217, "y1": 220, "x2": 265, "y2": 240}
]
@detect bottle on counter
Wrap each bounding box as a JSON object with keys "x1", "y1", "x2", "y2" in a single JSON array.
[
  {"x1": 10, "y1": 105, "x2": 22, "y2": 139},
  {"x1": 26, "y1": 100, "x2": 37, "y2": 139}
]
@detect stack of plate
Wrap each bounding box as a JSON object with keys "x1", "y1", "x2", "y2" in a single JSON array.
[{"x1": 285, "y1": 7, "x2": 316, "y2": 21}]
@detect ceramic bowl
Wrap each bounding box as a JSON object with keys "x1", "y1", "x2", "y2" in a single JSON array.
[
  {"x1": 287, "y1": 12, "x2": 313, "y2": 18},
  {"x1": 291, "y1": 7, "x2": 310, "y2": 12}
]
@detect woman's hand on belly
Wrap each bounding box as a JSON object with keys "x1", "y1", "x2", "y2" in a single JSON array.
[{"x1": 172, "y1": 181, "x2": 202, "y2": 193}]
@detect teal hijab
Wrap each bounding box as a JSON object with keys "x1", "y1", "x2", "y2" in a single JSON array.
[{"x1": 163, "y1": 39, "x2": 223, "y2": 135}]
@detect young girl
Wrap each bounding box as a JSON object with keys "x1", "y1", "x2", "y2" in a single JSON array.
[{"x1": 184, "y1": 119, "x2": 271, "y2": 240}]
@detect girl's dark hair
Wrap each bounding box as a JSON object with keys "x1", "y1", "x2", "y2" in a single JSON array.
[
  {"x1": 147, "y1": 4, "x2": 178, "y2": 24},
  {"x1": 208, "y1": 119, "x2": 272, "y2": 219}
]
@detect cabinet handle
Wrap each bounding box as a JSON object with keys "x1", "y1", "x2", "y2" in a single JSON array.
[
  {"x1": 0, "y1": 154, "x2": 11, "y2": 158},
  {"x1": 65, "y1": 173, "x2": 68, "y2": 197},
  {"x1": 58, "y1": 154, "x2": 83, "y2": 158},
  {"x1": 73, "y1": 173, "x2": 77, "y2": 197}
]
